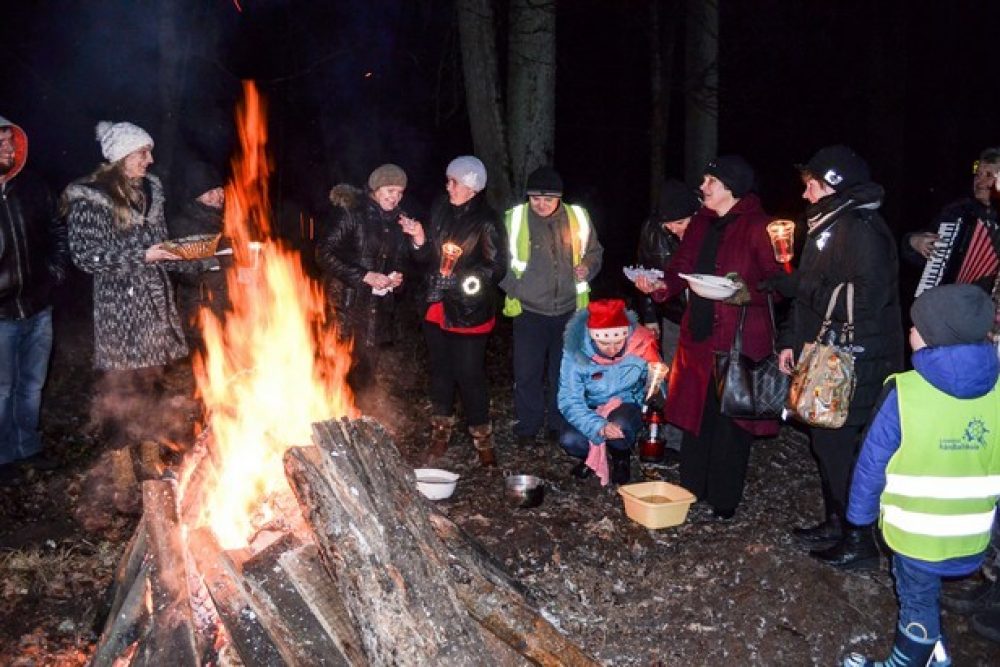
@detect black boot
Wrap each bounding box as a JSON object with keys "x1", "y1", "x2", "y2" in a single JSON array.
[
  {"x1": 972, "y1": 608, "x2": 1000, "y2": 644},
  {"x1": 841, "y1": 622, "x2": 939, "y2": 666},
  {"x1": 941, "y1": 574, "x2": 1000, "y2": 615},
  {"x1": 792, "y1": 513, "x2": 843, "y2": 545},
  {"x1": 810, "y1": 523, "x2": 880, "y2": 571},
  {"x1": 610, "y1": 449, "x2": 631, "y2": 485}
]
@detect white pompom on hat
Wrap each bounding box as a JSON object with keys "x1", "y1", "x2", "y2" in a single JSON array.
[
  {"x1": 95, "y1": 121, "x2": 154, "y2": 163},
  {"x1": 446, "y1": 155, "x2": 487, "y2": 192},
  {"x1": 587, "y1": 299, "x2": 631, "y2": 344}
]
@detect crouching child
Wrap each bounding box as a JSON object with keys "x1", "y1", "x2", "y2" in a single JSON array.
[
  {"x1": 842, "y1": 284, "x2": 1000, "y2": 666},
  {"x1": 557, "y1": 298, "x2": 661, "y2": 485}
]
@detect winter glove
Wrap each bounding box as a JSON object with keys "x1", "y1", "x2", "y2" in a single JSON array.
[
  {"x1": 758, "y1": 270, "x2": 800, "y2": 298},
  {"x1": 722, "y1": 272, "x2": 750, "y2": 306},
  {"x1": 426, "y1": 273, "x2": 458, "y2": 303}
]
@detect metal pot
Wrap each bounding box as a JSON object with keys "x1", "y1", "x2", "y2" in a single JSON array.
[{"x1": 505, "y1": 474, "x2": 545, "y2": 508}]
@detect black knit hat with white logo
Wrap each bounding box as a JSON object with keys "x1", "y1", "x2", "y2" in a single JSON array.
[{"x1": 799, "y1": 145, "x2": 870, "y2": 192}]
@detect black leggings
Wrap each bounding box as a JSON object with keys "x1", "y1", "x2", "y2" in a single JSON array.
[
  {"x1": 809, "y1": 423, "x2": 864, "y2": 518},
  {"x1": 422, "y1": 322, "x2": 490, "y2": 427}
]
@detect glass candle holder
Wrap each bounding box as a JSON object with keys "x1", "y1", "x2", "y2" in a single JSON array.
[
  {"x1": 766, "y1": 219, "x2": 795, "y2": 264},
  {"x1": 439, "y1": 242, "x2": 463, "y2": 277},
  {"x1": 645, "y1": 361, "x2": 670, "y2": 400}
]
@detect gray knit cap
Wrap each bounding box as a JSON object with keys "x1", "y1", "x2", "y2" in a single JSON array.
[{"x1": 911, "y1": 284, "x2": 994, "y2": 347}]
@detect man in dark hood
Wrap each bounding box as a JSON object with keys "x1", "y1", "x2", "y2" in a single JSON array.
[{"x1": 0, "y1": 115, "x2": 69, "y2": 483}]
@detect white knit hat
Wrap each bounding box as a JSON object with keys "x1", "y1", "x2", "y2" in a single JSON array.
[
  {"x1": 446, "y1": 156, "x2": 487, "y2": 192},
  {"x1": 95, "y1": 121, "x2": 154, "y2": 163}
]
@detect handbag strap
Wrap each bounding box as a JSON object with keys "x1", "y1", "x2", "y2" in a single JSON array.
[
  {"x1": 815, "y1": 282, "x2": 855, "y2": 345},
  {"x1": 730, "y1": 293, "x2": 779, "y2": 355}
]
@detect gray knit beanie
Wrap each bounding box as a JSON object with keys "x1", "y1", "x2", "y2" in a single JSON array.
[
  {"x1": 911, "y1": 284, "x2": 994, "y2": 347},
  {"x1": 368, "y1": 163, "x2": 407, "y2": 191}
]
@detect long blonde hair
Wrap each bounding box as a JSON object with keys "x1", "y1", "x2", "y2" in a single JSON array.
[{"x1": 60, "y1": 161, "x2": 145, "y2": 229}]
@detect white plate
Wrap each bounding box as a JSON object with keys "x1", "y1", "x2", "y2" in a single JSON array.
[
  {"x1": 414, "y1": 468, "x2": 459, "y2": 500},
  {"x1": 677, "y1": 273, "x2": 738, "y2": 301}
]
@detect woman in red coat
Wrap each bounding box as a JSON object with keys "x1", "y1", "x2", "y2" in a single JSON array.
[{"x1": 636, "y1": 156, "x2": 785, "y2": 519}]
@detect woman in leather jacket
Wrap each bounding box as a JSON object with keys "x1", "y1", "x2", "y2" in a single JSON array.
[
  {"x1": 316, "y1": 164, "x2": 420, "y2": 392},
  {"x1": 408, "y1": 156, "x2": 506, "y2": 466}
]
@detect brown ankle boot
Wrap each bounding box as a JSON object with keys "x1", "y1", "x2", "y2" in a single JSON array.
[
  {"x1": 469, "y1": 424, "x2": 497, "y2": 467},
  {"x1": 427, "y1": 415, "x2": 456, "y2": 463}
]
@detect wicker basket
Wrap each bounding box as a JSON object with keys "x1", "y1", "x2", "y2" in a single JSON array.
[
  {"x1": 162, "y1": 233, "x2": 221, "y2": 260},
  {"x1": 618, "y1": 481, "x2": 696, "y2": 529}
]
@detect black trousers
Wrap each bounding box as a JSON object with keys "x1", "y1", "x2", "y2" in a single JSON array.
[
  {"x1": 422, "y1": 322, "x2": 490, "y2": 427},
  {"x1": 679, "y1": 382, "x2": 754, "y2": 514},
  {"x1": 809, "y1": 423, "x2": 864, "y2": 518},
  {"x1": 512, "y1": 310, "x2": 572, "y2": 437}
]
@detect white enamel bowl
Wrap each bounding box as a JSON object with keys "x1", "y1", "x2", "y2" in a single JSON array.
[
  {"x1": 677, "y1": 273, "x2": 738, "y2": 301},
  {"x1": 414, "y1": 468, "x2": 459, "y2": 500}
]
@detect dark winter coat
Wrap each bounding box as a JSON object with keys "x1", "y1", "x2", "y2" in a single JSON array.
[
  {"x1": 635, "y1": 216, "x2": 685, "y2": 325},
  {"x1": 167, "y1": 199, "x2": 229, "y2": 328},
  {"x1": 64, "y1": 173, "x2": 213, "y2": 370},
  {"x1": 413, "y1": 193, "x2": 506, "y2": 329},
  {"x1": 848, "y1": 342, "x2": 998, "y2": 576},
  {"x1": 777, "y1": 183, "x2": 904, "y2": 428},
  {"x1": 315, "y1": 185, "x2": 413, "y2": 347},
  {"x1": 0, "y1": 171, "x2": 68, "y2": 320},
  {"x1": 655, "y1": 194, "x2": 785, "y2": 437}
]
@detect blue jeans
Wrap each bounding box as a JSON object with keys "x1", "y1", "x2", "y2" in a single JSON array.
[
  {"x1": 893, "y1": 554, "x2": 942, "y2": 640},
  {"x1": 559, "y1": 403, "x2": 643, "y2": 458},
  {"x1": 0, "y1": 307, "x2": 54, "y2": 465}
]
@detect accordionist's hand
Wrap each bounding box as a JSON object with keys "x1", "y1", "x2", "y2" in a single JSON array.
[{"x1": 909, "y1": 232, "x2": 939, "y2": 259}]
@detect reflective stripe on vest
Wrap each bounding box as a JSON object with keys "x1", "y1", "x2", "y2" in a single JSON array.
[
  {"x1": 503, "y1": 201, "x2": 592, "y2": 316},
  {"x1": 879, "y1": 370, "x2": 1000, "y2": 561}
]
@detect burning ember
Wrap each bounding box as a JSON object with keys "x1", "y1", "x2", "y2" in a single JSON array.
[{"x1": 191, "y1": 81, "x2": 357, "y2": 549}]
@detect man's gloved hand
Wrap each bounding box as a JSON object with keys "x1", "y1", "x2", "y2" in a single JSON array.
[
  {"x1": 723, "y1": 272, "x2": 751, "y2": 306},
  {"x1": 758, "y1": 270, "x2": 800, "y2": 298},
  {"x1": 426, "y1": 273, "x2": 458, "y2": 303}
]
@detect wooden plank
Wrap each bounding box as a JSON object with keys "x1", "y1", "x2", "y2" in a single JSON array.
[
  {"x1": 429, "y1": 512, "x2": 598, "y2": 666},
  {"x1": 135, "y1": 480, "x2": 199, "y2": 666},
  {"x1": 90, "y1": 563, "x2": 152, "y2": 667},
  {"x1": 94, "y1": 515, "x2": 148, "y2": 638},
  {"x1": 188, "y1": 527, "x2": 287, "y2": 666},
  {"x1": 277, "y1": 544, "x2": 366, "y2": 666}
]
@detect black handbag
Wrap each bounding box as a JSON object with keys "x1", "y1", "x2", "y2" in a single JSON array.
[{"x1": 713, "y1": 294, "x2": 789, "y2": 420}]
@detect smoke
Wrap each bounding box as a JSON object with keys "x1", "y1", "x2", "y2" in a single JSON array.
[{"x1": 88, "y1": 366, "x2": 196, "y2": 451}]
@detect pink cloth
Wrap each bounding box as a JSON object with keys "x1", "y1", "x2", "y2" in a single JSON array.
[{"x1": 586, "y1": 397, "x2": 623, "y2": 486}]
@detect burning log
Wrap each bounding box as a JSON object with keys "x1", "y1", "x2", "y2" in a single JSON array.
[{"x1": 284, "y1": 417, "x2": 598, "y2": 666}]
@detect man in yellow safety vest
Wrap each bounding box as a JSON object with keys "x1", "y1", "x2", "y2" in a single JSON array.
[{"x1": 500, "y1": 166, "x2": 603, "y2": 449}]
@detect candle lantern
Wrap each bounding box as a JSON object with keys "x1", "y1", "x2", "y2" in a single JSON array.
[
  {"x1": 439, "y1": 242, "x2": 463, "y2": 277},
  {"x1": 766, "y1": 219, "x2": 795, "y2": 272}
]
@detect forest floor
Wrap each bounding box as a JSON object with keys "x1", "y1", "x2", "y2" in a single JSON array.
[{"x1": 2, "y1": 296, "x2": 999, "y2": 666}]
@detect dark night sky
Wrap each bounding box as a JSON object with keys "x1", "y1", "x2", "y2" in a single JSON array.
[{"x1": 2, "y1": 1, "x2": 999, "y2": 292}]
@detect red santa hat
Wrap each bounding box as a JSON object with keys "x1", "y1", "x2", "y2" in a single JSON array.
[{"x1": 587, "y1": 299, "x2": 630, "y2": 343}]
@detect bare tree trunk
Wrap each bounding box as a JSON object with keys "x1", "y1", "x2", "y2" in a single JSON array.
[
  {"x1": 506, "y1": 0, "x2": 556, "y2": 202},
  {"x1": 683, "y1": 0, "x2": 718, "y2": 183},
  {"x1": 455, "y1": 0, "x2": 514, "y2": 210},
  {"x1": 649, "y1": 0, "x2": 680, "y2": 209},
  {"x1": 158, "y1": 0, "x2": 188, "y2": 188}
]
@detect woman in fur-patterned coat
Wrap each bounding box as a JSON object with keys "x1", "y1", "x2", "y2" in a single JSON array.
[{"x1": 63, "y1": 122, "x2": 215, "y2": 373}]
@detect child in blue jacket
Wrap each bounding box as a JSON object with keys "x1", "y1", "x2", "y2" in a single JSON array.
[{"x1": 843, "y1": 284, "x2": 1000, "y2": 666}]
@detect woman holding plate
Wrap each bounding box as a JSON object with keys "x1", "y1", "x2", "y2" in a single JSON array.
[{"x1": 635, "y1": 155, "x2": 784, "y2": 520}]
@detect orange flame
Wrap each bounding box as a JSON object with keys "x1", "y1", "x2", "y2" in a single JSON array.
[{"x1": 192, "y1": 81, "x2": 356, "y2": 549}]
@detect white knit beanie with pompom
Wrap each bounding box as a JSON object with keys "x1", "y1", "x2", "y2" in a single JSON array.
[{"x1": 95, "y1": 121, "x2": 154, "y2": 163}]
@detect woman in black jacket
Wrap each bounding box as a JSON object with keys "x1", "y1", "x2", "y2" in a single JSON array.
[
  {"x1": 767, "y1": 146, "x2": 904, "y2": 569},
  {"x1": 316, "y1": 164, "x2": 420, "y2": 393},
  {"x1": 409, "y1": 156, "x2": 506, "y2": 466}
]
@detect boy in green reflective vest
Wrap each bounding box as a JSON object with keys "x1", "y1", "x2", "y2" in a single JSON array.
[{"x1": 842, "y1": 284, "x2": 1000, "y2": 666}]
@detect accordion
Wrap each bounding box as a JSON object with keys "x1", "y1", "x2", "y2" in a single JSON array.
[{"x1": 915, "y1": 217, "x2": 1000, "y2": 297}]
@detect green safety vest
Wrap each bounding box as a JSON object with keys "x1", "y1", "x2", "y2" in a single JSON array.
[
  {"x1": 880, "y1": 371, "x2": 1000, "y2": 561},
  {"x1": 502, "y1": 202, "x2": 592, "y2": 317}
]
